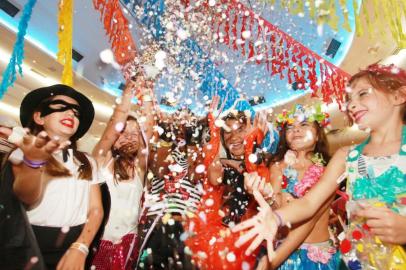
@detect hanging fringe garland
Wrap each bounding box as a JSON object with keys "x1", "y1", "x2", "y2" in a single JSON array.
[
  {"x1": 204, "y1": 0, "x2": 351, "y2": 108},
  {"x1": 57, "y1": 0, "x2": 74, "y2": 86},
  {"x1": 0, "y1": 0, "x2": 37, "y2": 99},
  {"x1": 264, "y1": 0, "x2": 406, "y2": 49},
  {"x1": 124, "y1": 0, "x2": 253, "y2": 112},
  {"x1": 93, "y1": 0, "x2": 137, "y2": 65}
]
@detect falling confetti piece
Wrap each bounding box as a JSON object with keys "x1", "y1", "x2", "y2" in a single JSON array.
[
  {"x1": 248, "y1": 153, "x2": 257, "y2": 164},
  {"x1": 99, "y1": 49, "x2": 114, "y2": 64},
  {"x1": 115, "y1": 122, "x2": 125, "y2": 133},
  {"x1": 61, "y1": 226, "x2": 70, "y2": 233},
  {"x1": 226, "y1": 252, "x2": 236, "y2": 262},
  {"x1": 195, "y1": 164, "x2": 206, "y2": 174},
  {"x1": 205, "y1": 198, "x2": 214, "y2": 207}
]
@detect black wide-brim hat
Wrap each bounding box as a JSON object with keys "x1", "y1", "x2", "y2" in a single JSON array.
[{"x1": 20, "y1": 84, "x2": 95, "y2": 140}]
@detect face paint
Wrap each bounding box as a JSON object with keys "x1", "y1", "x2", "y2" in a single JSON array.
[{"x1": 40, "y1": 100, "x2": 81, "y2": 118}]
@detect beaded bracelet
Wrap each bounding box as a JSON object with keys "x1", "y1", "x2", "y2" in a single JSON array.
[
  {"x1": 23, "y1": 156, "x2": 47, "y2": 169},
  {"x1": 70, "y1": 242, "x2": 89, "y2": 256}
]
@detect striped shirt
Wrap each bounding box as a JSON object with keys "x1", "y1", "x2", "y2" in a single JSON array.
[{"x1": 144, "y1": 148, "x2": 203, "y2": 216}]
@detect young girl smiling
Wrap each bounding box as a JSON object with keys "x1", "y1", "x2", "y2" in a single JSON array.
[{"x1": 233, "y1": 54, "x2": 406, "y2": 269}]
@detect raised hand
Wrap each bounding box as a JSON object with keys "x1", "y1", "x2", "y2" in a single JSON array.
[
  {"x1": 244, "y1": 172, "x2": 273, "y2": 198},
  {"x1": 232, "y1": 190, "x2": 280, "y2": 261},
  {"x1": 17, "y1": 131, "x2": 69, "y2": 163}
]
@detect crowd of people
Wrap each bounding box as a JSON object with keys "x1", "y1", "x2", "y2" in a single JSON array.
[{"x1": 0, "y1": 51, "x2": 405, "y2": 270}]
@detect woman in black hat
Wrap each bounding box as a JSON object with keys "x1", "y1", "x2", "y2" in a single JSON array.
[{"x1": 7, "y1": 84, "x2": 103, "y2": 270}]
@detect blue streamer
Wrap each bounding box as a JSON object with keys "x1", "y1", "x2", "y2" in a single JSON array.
[
  {"x1": 121, "y1": 0, "x2": 278, "y2": 150},
  {"x1": 122, "y1": 0, "x2": 251, "y2": 112},
  {"x1": 0, "y1": 0, "x2": 37, "y2": 99}
]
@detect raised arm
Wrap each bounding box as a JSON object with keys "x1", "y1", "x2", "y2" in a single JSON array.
[
  {"x1": 136, "y1": 79, "x2": 156, "y2": 159},
  {"x1": 11, "y1": 131, "x2": 68, "y2": 205},
  {"x1": 275, "y1": 147, "x2": 347, "y2": 224},
  {"x1": 269, "y1": 194, "x2": 334, "y2": 269},
  {"x1": 232, "y1": 147, "x2": 348, "y2": 261},
  {"x1": 269, "y1": 163, "x2": 284, "y2": 207},
  {"x1": 92, "y1": 80, "x2": 137, "y2": 159}
]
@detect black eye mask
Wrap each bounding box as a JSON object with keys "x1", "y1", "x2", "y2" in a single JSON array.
[{"x1": 40, "y1": 100, "x2": 81, "y2": 118}]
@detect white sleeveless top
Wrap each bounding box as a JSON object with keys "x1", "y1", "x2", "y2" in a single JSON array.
[
  {"x1": 9, "y1": 149, "x2": 100, "y2": 227},
  {"x1": 99, "y1": 161, "x2": 143, "y2": 243}
]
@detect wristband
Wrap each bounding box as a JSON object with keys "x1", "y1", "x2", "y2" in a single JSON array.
[
  {"x1": 70, "y1": 242, "x2": 89, "y2": 256},
  {"x1": 23, "y1": 156, "x2": 47, "y2": 169}
]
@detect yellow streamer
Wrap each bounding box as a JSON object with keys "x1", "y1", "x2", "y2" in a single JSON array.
[
  {"x1": 57, "y1": 0, "x2": 74, "y2": 86},
  {"x1": 328, "y1": 0, "x2": 339, "y2": 31},
  {"x1": 353, "y1": 0, "x2": 363, "y2": 36},
  {"x1": 261, "y1": 0, "x2": 405, "y2": 48},
  {"x1": 309, "y1": 0, "x2": 316, "y2": 21},
  {"x1": 362, "y1": 0, "x2": 373, "y2": 38},
  {"x1": 339, "y1": 0, "x2": 351, "y2": 32}
]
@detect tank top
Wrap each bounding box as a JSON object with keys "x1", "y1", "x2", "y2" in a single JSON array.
[{"x1": 99, "y1": 159, "x2": 143, "y2": 243}]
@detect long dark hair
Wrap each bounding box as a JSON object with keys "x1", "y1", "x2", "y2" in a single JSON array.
[
  {"x1": 273, "y1": 122, "x2": 330, "y2": 164},
  {"x1": 26, "y1": 101, "x2": 93, "y2": 180},
  {"x1": 220, "y1": 111, "x2": 248, "y2": 159},
  {"x1": 112, "y1": 115, "x2": 143, "y2": 182}
]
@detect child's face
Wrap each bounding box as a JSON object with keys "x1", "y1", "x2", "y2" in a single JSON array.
[
  {"x1": 114, "y1": 119, "x2": 141, "y2": 154},
  {"x1": 223, "y1": 118, "x2": 249, "y2": 157},
  {"x1": 285, "y1": 121, "x2": 318, "y2": 151},
  {"x1": 347, "y1": 77, "x2": 395, "y2": 130},
  {"x1": 36, "y1": 95, "x2": 80, "y2": 139}
]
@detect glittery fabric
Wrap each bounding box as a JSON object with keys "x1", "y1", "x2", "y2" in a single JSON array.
[{"x1": 91, "y1": 233, "x2": 138, "y2": 270}]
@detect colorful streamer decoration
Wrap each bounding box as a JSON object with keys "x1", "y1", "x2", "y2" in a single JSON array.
[
  {"x1": 264, "y1": 0, "x2": 406, "y2": 49},
  {"x1": 205, "y1": 0, "x2": 351, "y2": 108},
  {"x1": 123, "y1": 0, "x2": 253, "y2": 112},
  {"x1": 57, "y1": 0, "x2": 74, "y2": 86},
  {"x1": 0, "y1": 0, "x2": 37, "y2": 99},
  {"x1": 93, "y1": 0, "x2": 138, "y2": 65}
]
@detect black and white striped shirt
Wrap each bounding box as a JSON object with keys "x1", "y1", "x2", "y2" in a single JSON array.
[{"x1": 145, "y1": 148, "x2": 203, "y2": 216}]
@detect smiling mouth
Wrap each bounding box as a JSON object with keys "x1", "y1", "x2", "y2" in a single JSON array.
[
  {"x1": 229, "y1": 143, "x2": 243, "y2": 149},
  {"x1": 60, "y1": 119, "x2": 74, "y2": 128},
  {"x1": 353, "y1": 111, "x2": 367, "y2": 122}
]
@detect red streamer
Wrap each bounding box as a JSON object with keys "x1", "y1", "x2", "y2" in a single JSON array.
[
  {"x1": 93, "y1": 0, "x2": 137, "y2": 65},
  {"x1": 206, "y1": 0, "x2": 351, "y2": 108}
]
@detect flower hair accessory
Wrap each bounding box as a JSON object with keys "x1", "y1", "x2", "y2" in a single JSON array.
[
  {"x1": 365, "y1": 49, "x2": 406, "y2": 83},
  {"x1": 275, "y1": 103, "x2": 330, "y2": 128},
  {"x1": 366, "y1": 63, "x2": 406, "y2": 83}
]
